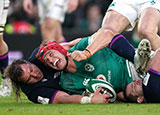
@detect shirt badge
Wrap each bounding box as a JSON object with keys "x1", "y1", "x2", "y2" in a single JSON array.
[{"x1": 84, "y1": 63, "x2": 95, "y2": 72}]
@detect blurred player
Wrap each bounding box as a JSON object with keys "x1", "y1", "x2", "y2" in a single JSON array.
[
  {"x1": 23, "y1": 0, "x2": 79, "y2": 42},
  {"x1": 0, "y1": 0, "x2": 12, "y2": 97}
]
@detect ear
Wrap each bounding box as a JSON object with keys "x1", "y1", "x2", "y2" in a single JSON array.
[{"x1": 137, "y1": 96, "x2": 144, "y2": 103}]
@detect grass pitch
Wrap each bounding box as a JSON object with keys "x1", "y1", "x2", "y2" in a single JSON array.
[
  {"x1": 0, "y1": 78, "x2": 160, "y2": 115},
  {"x1": 0, "y1": 93, "x2": 160, "y2": 115}
]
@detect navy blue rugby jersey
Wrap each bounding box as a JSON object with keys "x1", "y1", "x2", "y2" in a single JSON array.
[
  {"x1": 143, "y1": 70, "x2": 160, "y2": 103},
  {"x1": 20, "y1": 47, "x2": 66, "y2": 104}
]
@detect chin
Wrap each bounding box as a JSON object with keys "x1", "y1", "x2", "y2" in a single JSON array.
[
  {"x1": 60, "y1": 60, "x2": 67, "y2": 70},
  {"x1": 57, "y1": 64, "x2": 65, "y2": 70}
]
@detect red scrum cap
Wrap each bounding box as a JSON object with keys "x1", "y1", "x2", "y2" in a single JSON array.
[{"x1": 37, "y1": 41, "x2": 68, "y2": 63}]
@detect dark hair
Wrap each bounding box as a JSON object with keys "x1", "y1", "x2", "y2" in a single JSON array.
[
  {"x1": 4, "y1": 59, "x2": 29, "y2": 102},
  {"x1": 123, "y1": 85, "x2": 138, "y2": 103}
]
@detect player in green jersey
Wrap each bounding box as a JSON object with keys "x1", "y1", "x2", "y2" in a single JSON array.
[{"x1": 37, "y1": 30, "x2": 151, "y2": 102}]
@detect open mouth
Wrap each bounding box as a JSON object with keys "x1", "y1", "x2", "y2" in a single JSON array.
[{"x1": 53, "y1": 59, "x2": 60, "y2": 66}]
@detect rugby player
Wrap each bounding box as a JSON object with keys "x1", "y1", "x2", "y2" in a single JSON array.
[
  {"x1": 0, "y1": 0, "x2": 12, "y2": 97},
  {"x1": 23, "y1": 0, "x2": 79, "y2": 42}
]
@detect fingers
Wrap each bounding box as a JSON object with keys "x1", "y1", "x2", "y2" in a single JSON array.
[
  {"x1": 67, "y1": 52, "x2": 71, "y2": 56},
  {"x1": 94, "y1": 87, "x2": 102, "y2": 94},
  {"x1": 70, "y1": 52, "x2": 80, "y2": 61},
  {"x1": 91, "y1": 87, "x2": 112, "y2": 104},
  {"x1": 103, "y1": 93, "x2": 111, "y2": 99},
  {"x1": 105, "y1": 99, "x2": 111, "y2": 103},
  {"x1": 94, "y1": 87, "x2": 111, "y2": 103},
  {"x1": 68, "y1": 53, "x2": 80, "y2": 61},
  {"x1": 67, "y1": 51, "x2": 87, "y2": 61}
]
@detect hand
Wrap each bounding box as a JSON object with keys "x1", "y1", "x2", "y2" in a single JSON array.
[
  {"x1": 23, "y1": 0, "x2": 34, "y2": 15},
  {"x1": 91, "y1": 88, "x2": 111, "y2": 104},
  {"x1": 67, "y1": 50, "x2": 87, "y2": 61},
  {"x1": 67, "y1": 0, "x2": 79, "y2": 13}
]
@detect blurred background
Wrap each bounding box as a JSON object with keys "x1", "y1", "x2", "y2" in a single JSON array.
[{"x1": 4, "y1": 0, "x2": 159, "y2": 63}]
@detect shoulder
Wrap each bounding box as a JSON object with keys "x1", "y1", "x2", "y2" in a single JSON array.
[{"x1": 28, "y1": 47, "x2": 40, "y2": 62}]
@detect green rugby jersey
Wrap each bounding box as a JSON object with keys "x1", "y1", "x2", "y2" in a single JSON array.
[{"x1": 60, "y1": 37, "x2": 133, "y2": 95}]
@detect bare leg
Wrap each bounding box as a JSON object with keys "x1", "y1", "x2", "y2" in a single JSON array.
[
  {"x1": 41, "y1": 17, "x2": 65, "y2": 42},
  {"x1": 0, "y1": 0, "x2": 12, "y2": 97},
  {"x1": 86, "y1": 10, "x2": 130, "y2": 55},
  {"x1": 102, "y1": 10, "x2": 130, "y2": 34},
  {"x1": 0, "y1": 35, "x2": 8, "y2": 55},
  {"x1": 149, "y1": 49, "x2": 160, "y2": 71},
  {"x1": 138, "y1": 7, "x2": 160, "y2": 50}
]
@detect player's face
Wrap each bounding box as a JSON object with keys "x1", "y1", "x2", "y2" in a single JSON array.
[
  {"x1": 20, "y1": 63, "x2": 43, "y2": 84},
  {"x1": 125, "y1": 79, "x2": 143, "y2": 102},
  {"x1": 43, "y1": 50, "x2": 67, "y2": 70}
]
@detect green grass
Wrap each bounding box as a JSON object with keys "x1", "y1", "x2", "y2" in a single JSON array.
[
  {"x1": 0, "y1": 78, "x2": 160, "y2": 115},
  {"x1": 0, "y1": 93, "x2": 160, "y2": 115}
]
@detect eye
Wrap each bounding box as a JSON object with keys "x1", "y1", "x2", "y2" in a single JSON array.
[
  {"x1": 44, "y1": 58, "x2": 49, "y2": 65},
  {"x1": 49, "y1": 52, "x2": 53, "y2": 57}
]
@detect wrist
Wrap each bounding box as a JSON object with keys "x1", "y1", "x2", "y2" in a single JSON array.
[{"x1": 83, "y1": 49, "x2": 92, "y2": 59}]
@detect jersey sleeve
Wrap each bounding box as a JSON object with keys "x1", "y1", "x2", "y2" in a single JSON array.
[{"x1": 27, "y1": 87, "x2": 59, "y2": 104}]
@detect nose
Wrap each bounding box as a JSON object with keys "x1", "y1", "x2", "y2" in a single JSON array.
[
  {"x1": 47, "y1": 56, "x2": 55, "y2": 64},
  {"x1": 31, "y1": 72, "x2": 38, "y2": 79}
]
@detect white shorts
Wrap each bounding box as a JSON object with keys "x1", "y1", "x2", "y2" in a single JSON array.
[
  {"x1": 38, "y1": 0, "x2": 69, "y2": 24},
  {"x1": 108, "y1": 0, "x2": 160, "y2": 31},
  {"x1": 0, "y1": 0, "x2": 10, "y2": 26}
]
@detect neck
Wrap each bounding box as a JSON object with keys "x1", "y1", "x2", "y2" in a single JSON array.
[{"x1": 65, "y1": 56, "x2": 77, "y2": 73}]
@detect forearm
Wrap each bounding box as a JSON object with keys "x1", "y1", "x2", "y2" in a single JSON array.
[
  {"x1": 85, "y1": 29, "x2": 114, "y2": 56},
  {"x1": 52, "y1": 91, "x2": 85, "y2": 104},
  {"x1": 68, "y1": 30, "x2": 115, "y2": 61},
  {"x1": 68, "y1": 38, "x2": 82, "y2": 47},
  {"x1": 52, "y1": 88, "x2": 110, "y2": 104},
  {"x1": 60, "y1": 38, "x2": 82, "y2": 50}
]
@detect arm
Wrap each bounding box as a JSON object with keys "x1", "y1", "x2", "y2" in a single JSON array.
[
  {"x1": 52, "y1": 88, "x2": 111, "y2": 104},
  {"x1": 68, "y1": 29, "x2": 114, "y2": 61},
  {"x1": 23, "y1": 0, "x2": 34, "y2": 15},
  {"x1": 85, "y1": 29, "x2": 114, "y2": 56},
  {"x1": 60, "y1": 38, "x2": 82, "y2": 50}
]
